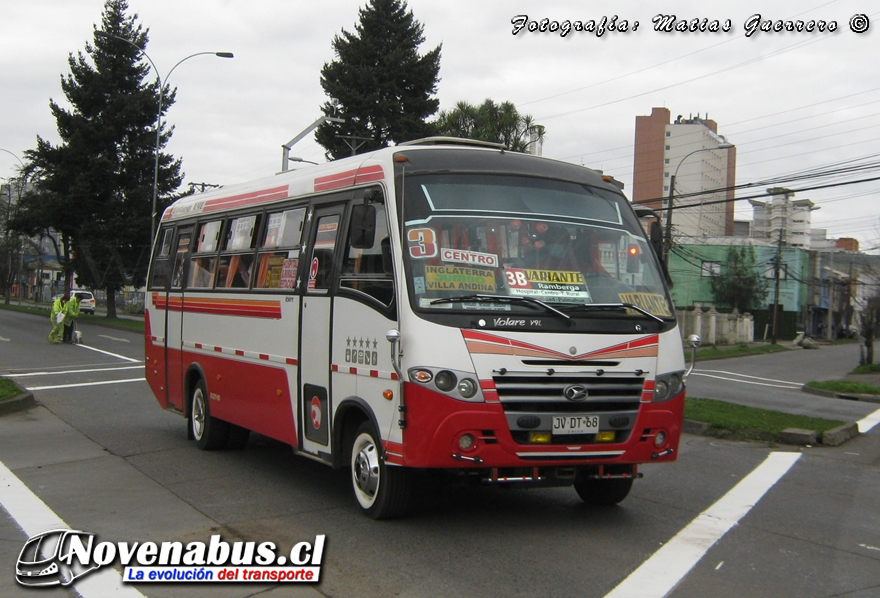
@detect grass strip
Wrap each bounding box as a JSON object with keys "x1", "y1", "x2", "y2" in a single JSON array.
[
  {"x1": 684, "y1": 397, "x2": 845, "y2": 443},
  {"x1": 0, "y1": 378, "x2": 22, "y2": 402},
  {"x1": 850, "y1": 363, "x2": 880, "y2": 375},
  {"x1": 805, "y1": 380, "x2": 880, "y2": 395},
  {"x1": 695, "y1": 343, "x2": 790, "y2": 360}
]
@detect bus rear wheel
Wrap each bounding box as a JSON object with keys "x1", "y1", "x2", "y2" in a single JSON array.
[
  {"x1": 350, "y1": 422, "x2": 411, "y2": 519},
  {"x1": 574, "y1": 467, "x2": 634, "y2": 506},
  {"x1": 190, "y1": 379, "x2": 229, "y2": 450}
]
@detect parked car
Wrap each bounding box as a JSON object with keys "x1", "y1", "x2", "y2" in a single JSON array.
[{"x1": 50, "y1": 290, "x2": 96, "y2": 315}]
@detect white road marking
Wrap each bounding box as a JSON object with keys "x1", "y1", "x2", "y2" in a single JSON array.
[
  {"x1": 0, "y1": 335, "x2": 10, "y2": 341},
  {"x1": 0, "y1": 458, "x2": 146, "y2": 597},
  {"x1": 690, "y1": 371, "x2": 802, "y2": 389},
  {"x1": 857, "y1": 408, "x2": 880, "y2": 433},
  {"x1": 11, "y1": 365, "x2": 144, "y2": 378},
  {"x1": 604, "y1": 451, "x2": 801, "y2": 598},
  {"x1": 98, "y1": 334, "x2": 130, "y2": 343},
  {"x1": 692, "y1": 369, "x2": 803, "y2": 387},
  {"x1": 75, "y1": 343, "x2": 141, "y2": 363},
  {"x1": 27, "y1": 378, "x2": 146, "y2": 392}
]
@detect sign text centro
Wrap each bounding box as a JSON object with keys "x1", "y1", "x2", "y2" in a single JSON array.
[{"x1": 441, "y1": 248, "x2": 499, "y2": 268}]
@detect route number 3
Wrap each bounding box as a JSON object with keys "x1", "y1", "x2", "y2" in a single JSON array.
[{"x1": 407, "y1": 228, "x2": 438, "y2": 258}]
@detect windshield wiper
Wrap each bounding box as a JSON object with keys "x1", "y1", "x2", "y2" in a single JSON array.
[
  {"x1": 430, "y1": 294, "x2": 571, "y2": 322},
  {"x1": 559, "y1": 302, "x2": 665, "y2": 323}
]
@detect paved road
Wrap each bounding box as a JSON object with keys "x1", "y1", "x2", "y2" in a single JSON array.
[
  {"x1": 1, "y1": 309, "x2": 879, "y2": 598},
  {"x1": 687, "y1": 343, "x2": 880, "y2": 425}
]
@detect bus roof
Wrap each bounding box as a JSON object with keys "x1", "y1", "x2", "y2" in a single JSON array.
[{"x1": 160, "y1": 138, "x2": 621, "y2": 223}]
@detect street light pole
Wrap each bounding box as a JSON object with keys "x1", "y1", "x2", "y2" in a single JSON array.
[
  {"x1": 663, "y1": 142, "x2": 734, "y2": 262},
  {"x1": 95, "y1": 31, "x2": 233, "y2": 250}
]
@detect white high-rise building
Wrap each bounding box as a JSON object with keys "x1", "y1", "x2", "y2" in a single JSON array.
[{"x1": 632, "y1": 107, "x2": 736, "y2": 241}]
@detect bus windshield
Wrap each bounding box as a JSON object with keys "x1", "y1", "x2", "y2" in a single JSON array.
[{"x1": 402, "y1": 173, "x2": 672, "y2": 318}]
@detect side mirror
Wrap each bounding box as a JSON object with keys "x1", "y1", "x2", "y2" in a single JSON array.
[
  {"x1": 685, "y1": 334, "x2": 701, "y2": 379},
  {"x1": 349, "y1": 204, "x2": 377, "y2": 249}
]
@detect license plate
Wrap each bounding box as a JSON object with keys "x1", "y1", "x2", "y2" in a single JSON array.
[{"x1": 552, "y1": 415, "x2": 600, "y2": 435}]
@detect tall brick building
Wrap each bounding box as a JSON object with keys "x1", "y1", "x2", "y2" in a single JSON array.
[{"x1": 632, "y1": 107, "x2": 736, "y2": 240}]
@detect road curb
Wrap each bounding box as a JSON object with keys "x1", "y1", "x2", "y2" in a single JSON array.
[
  {"x1": 801, "y1": 384, "x2": 880, "y2": 404},
  {"x1": 822, "y1": 422, "x2": 860, "y2": 447},
  {"x1": 0, "y1": 383, "x2": 35, "y2": 416},
  {"x1": 684, "y1": 418, "x2": 860, "y2": 447}
]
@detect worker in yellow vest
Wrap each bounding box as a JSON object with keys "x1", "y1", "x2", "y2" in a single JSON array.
[
  {"x1": 49, "y1": 294, "x2": 68, "y2": 344},
  {"x1": 63, "y1": 293, "x2": 80, "y2": 343}
]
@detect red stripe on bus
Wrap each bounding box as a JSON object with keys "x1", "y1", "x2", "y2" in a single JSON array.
[
  {"x1": 286, "y1": 358, "x2": 298, "y2": 365},
  {"x1": 314, "y1": 165, "x2": 384, "y2": 192},
  {"x1": 158, "y1": 298, "x2": 282, "y2": 319},
  {"x1": 202, "y1": 185, "x2": 290, "y2": 213}
]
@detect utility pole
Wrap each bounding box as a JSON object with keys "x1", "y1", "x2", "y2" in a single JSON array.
[
  {"x1": 769, "y1": 191, "x2": 788, "y2": 345},
  {"x1": 771, "y1": 223, "x2": 783, "y2": 345},
  {"x1": 337, "y1": 135, "x2": 373, "y2": 157}
]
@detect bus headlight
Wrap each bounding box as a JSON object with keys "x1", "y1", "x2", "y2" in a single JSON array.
[
  {"x1": 653, "y1": 372, "x2": 685, "y2": 402},
  {"x1": 458, "y1": 378, "x2": 477, "y2": 398},
  {"x1": 434, "y1": 370, "x2": 457, "y2": 392},
  {"x1": 407, "y1": 367, "x2": 485, "y2": 402}
]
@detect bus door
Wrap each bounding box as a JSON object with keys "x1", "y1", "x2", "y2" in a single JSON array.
[
  {"x1": 165, "y1": 226, "x2": 193, "y2": 411},
  {"x1": 299, "y1": 204, "x2": 345, "y2": 456}
]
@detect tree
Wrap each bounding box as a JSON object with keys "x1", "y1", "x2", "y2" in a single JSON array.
[
  {"x1": 433, "y1": 99, "x2": 545, "y2": 153},
  {"x1": 709, "y1": 245, "x2": 768, "y2": 313},
  {"x1": 316, "y1": 0, "x2": 441, "y2": 159},
  {"x1": 18, "y1": 0, "x2": 181, "y2": 317},
  {"x1": 860, "y1": 294, "x2": 880, "y2": 365}
]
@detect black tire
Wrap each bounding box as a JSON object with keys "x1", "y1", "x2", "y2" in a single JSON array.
[
  {"x1": 189, "y1": 378, "x2": 229, "y2": 450},
  {"x1": 574, "y1": 468, "x2": 634, "y2": 506},
  {"x1": 226, "y1": 424, "x2": 251, "y2": 450},
  {"x1": 350, "y1": 421, "x2": 411, "y2": 519}
]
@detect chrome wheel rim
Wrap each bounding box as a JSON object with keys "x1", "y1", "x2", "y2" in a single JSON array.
[
  {"x1": 191, "y1": 389, "x2": 206, "y2": 440},
  {"x1": 352, "y1": 432, "x2": 380, "y2": 508}
]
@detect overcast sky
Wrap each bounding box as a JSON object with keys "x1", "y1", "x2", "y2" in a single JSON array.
[{"x1": 2, "y1": 0, "x2": 879, "y2": 250}]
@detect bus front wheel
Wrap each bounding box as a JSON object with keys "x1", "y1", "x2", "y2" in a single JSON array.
[
  {"x1": 190, "y1": 379, "x2": 229, "y2": 450},
  {"x1": 574, "y1": 468, "x2": 634, "y2": 506},
  {"x1": 350, "y1": 422, "x2": 411, "y2": 519}
]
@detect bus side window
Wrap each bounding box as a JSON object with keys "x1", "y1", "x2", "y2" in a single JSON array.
[
  {"x1": 186, "y1": 220, "x2": 222, "y2": 289},
  {"x1": 255, "y1": 207, "x2": 305, "y2": 290},
  {"x1": 149, "y1": 228, "x2": 175, "y2": 289},
  {"x1": 216, "y1": 214, "x2": 260, "y2": 289},
  {"x1": 340, "y1": 201, "x2": 394, "y2": 305},
  {"x1": 170, "y1": 232, "x2": 192, "y2": 289},
  {"x1": 308, "y1": 215, "x2": 340, "y2": 292}
]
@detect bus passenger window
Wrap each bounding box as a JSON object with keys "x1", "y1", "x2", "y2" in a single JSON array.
[
  {"x1": 197, "y1": 221, "x2": 222, "y2": 253},
  {"x1": 255, "y1": 251, "x2": 298, "y2": 289},
  {"x1": 188, "y1": 256, "x2": 217, "y2": 288},
  {"x1": 217, "y1": 253, "x2": 255, "y2": 288}
]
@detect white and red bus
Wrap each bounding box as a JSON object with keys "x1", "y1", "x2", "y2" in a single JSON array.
[{"x1": 145, "y1": 138, "x2": 689, "y2": 519}]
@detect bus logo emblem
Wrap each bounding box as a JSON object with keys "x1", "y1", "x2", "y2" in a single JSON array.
[
  {"x1": 310, "y1": 397, "x2": 322, "y2": 429},
  {"x1": 563, "y1": 385, "x2": 589, "y2": 401}
]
